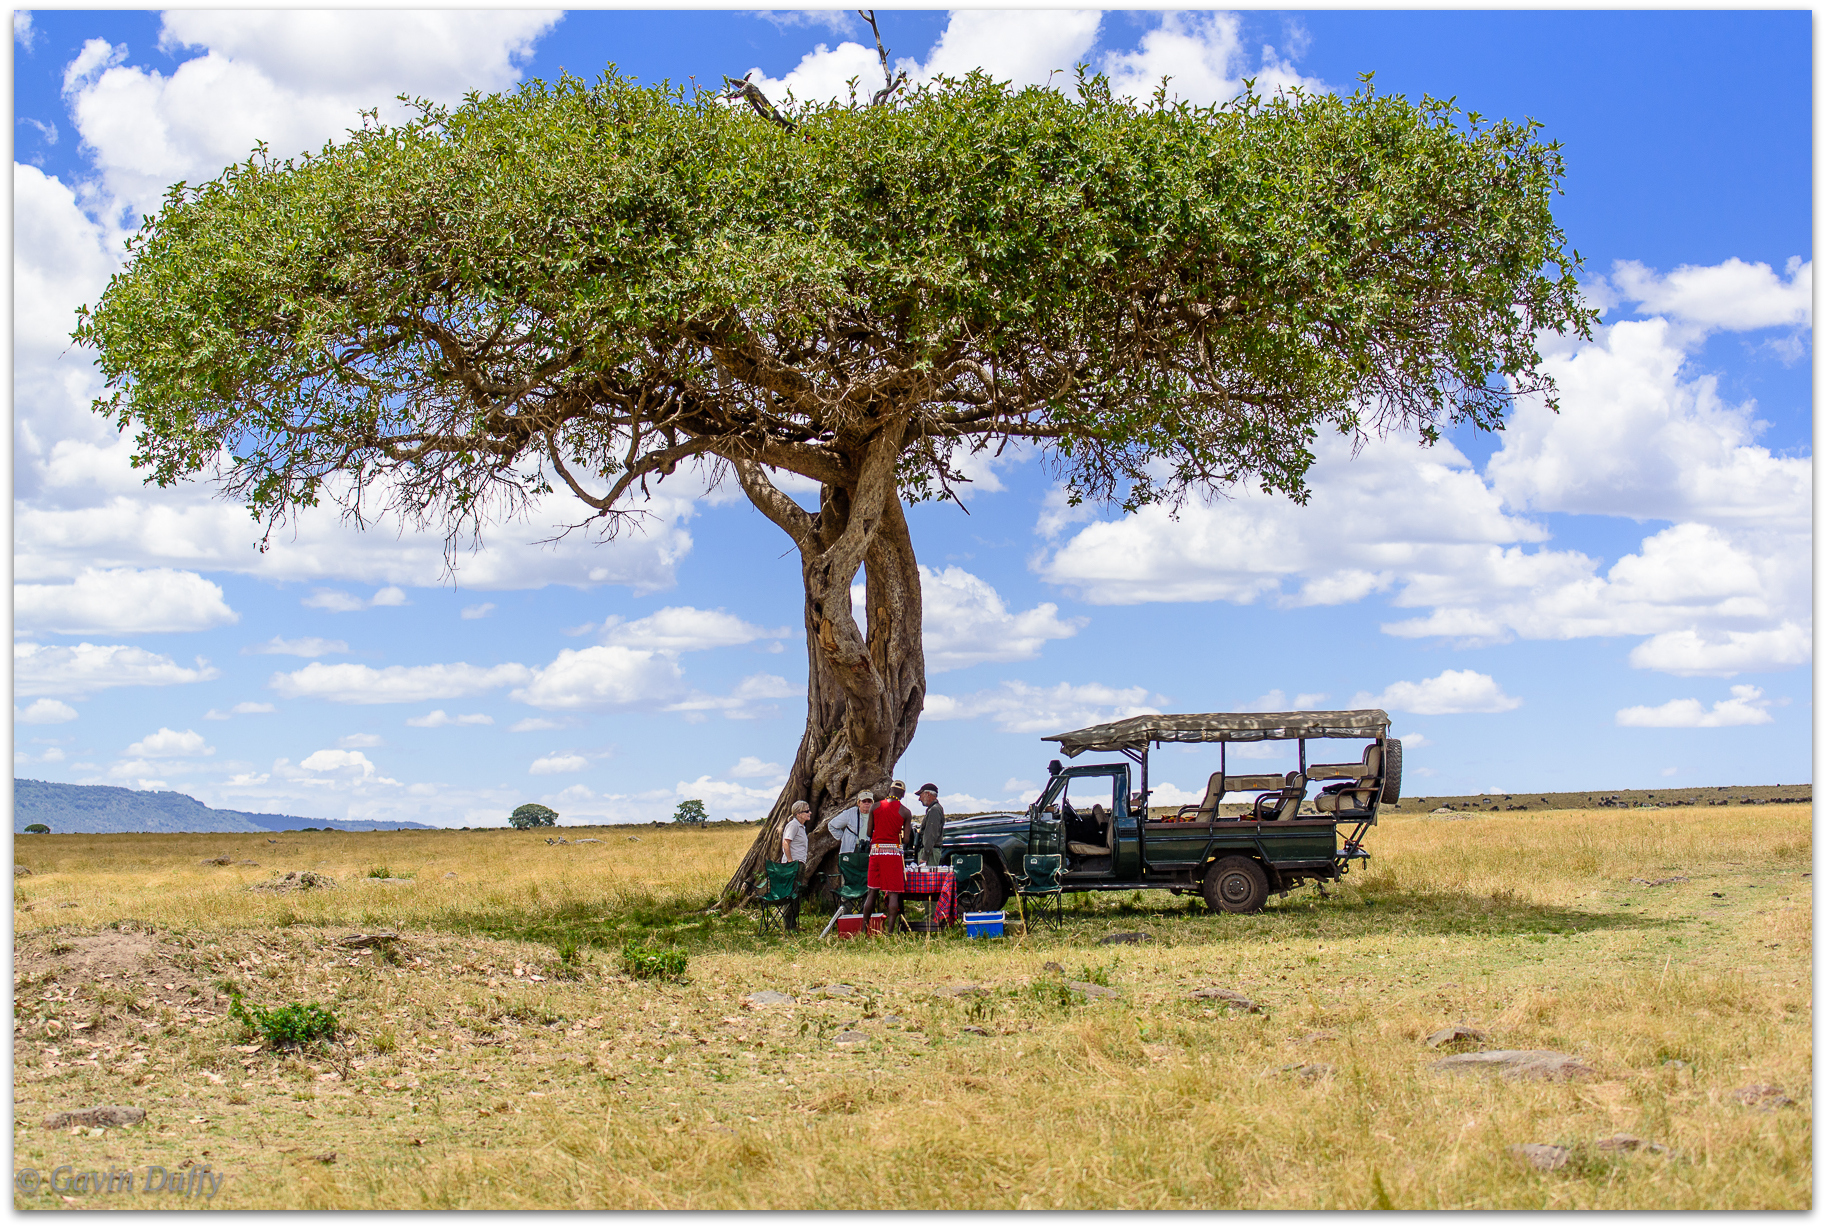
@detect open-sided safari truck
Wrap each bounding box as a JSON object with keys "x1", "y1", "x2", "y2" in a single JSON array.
[{"x1": 936, "y1": 710, "x2": 1401, "y2": 914}]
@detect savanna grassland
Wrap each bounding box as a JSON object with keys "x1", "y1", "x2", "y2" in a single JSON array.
[{"x1": 12, "y1": 806, "x2": 1811, "y2": 1209}]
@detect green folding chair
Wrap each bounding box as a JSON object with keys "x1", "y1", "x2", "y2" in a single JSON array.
[
  {"x1": 1015, "y1": 853, "x2": 1064, "y2": 930},
  {"x1": 756, "y1": 860, "x2": 803, "y2": 936},
  {"x1": 818, "y1": 850, "x2": 873, "y2": 937},
  {"x1": 948, "y1": 852, "x2": 984, "y2": 912}
]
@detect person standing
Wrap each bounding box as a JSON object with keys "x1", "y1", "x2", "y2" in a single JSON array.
[
  {"x1": 916, "y1": 783, "x2": 945, "y2": 866},
  {"x1": 826, "y1": 798, "x2": 865, "y2": 855},
  {"x1": 858, "y1": 788, "x2": 909, "y2": 934},
  {"x1": 779, "y1": 800, "x2": 811, "y2": 932}
]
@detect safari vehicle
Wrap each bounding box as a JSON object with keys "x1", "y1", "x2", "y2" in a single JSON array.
[{"x1": 935, "y1": 710, "x2": 1401, "y2": 914}]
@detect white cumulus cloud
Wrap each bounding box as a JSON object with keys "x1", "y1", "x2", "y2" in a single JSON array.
[
  {"x1": 125, "y1": 727, "x2": 213, "y2": 758},
  {"x1": 913, "y1": 566, "x2": 1085, "y2": 672},
  {"x1": 15, "y1": 699, "x2": 79, "y2": 724},
  {"x1": 601, "y1": 607, "x2": 790, "y2": 654},
  {"x1": 511, "y1": 646, "x2": 685, "y2": 711},
  {"x1": 14, "y1": 641, "x2": 219, "y2": 698},
  {"x1": 15, "y1": 567, "x2": 238, "y2": 635},
  {"x1": 271, "y1": 661, "x2": 532, "y2": 705},
  {"x1": 1351, "y1": 670, "x2": 1521, "y2": 716},
  {"x1": 922, "y1": 680, "x2": 1161, "y2": 734},
  {"x1": 204, "y1": 701, "x2": 278, "y2": 719},
  {"x1": 1609, "y1": 256, "x2": 1811, "y2": 334},
  {"x1": 245, "y1": 636, "x2": 349, "y2": 658},
  {"x1": 530, "y1": 754, "x2": 588, "y2": 775},
  {"x1": 461, "y1": 602, "x2": 495, "y2": 620},
  {"x1": 337, "y1": 733, "x2": 385, "y2": 748},
  {"x1": 1616, "y1": 685, "x2": 1776, "y2": 728},
  {"x1": 65, "y1": 10, "x2": 560, "y2": 219},
  {"x1": 406, "y1": 710, "x2": 495, "y2": 728},
  {"x1": 299, "y1": 748, "x2": 377, "y2": 776},
  {"x1": 729, "y1": 756, "x2": 786, "y2": 780}
]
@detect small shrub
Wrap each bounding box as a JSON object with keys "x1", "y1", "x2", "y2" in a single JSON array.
[
  {"x1": 229, "y1": 996, "x2": 340, "y2": 1048},
  {"x1": 368, "y1": 866, "x2": 390, "y2": 879},
  {"x1": 620, "y1": 941, "x2": 688, "y2": 981}
]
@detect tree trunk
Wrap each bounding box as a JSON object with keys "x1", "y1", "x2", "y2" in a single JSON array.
[{"x1": 718, "y1": 441, "x2": 926, "y2": 907}]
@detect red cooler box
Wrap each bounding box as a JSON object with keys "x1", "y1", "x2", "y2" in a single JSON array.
[{"x1": 835, "y1": 913, "x2": 888, "y2": 937}]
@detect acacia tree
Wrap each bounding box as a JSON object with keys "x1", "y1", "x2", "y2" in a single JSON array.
[{"x1": 74, "y1": 57, "x2": 1593, "y2": 903}]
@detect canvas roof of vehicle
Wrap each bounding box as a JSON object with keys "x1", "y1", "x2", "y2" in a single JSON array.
[{"x1": 1044, "y1": 710, "x2": 1391, "y2": 756}]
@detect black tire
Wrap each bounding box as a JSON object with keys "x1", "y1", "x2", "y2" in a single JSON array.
[
  {"x1": 959, "y1": 861, "x2": 1007, "y2": 913},
  {"x1": 1380, "y1": 738, "x2": 1403, "y2": 805},
  {"x1": 1202, "y1": 856, "x2": 1269, "y2": 914}
]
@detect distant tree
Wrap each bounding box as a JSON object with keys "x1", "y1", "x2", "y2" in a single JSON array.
[
  {"x1": 673, "y1": 799, "x2": 709, "y2": 826},
  {"x1": 509, "y1": 803, "x2": 559, "y2": 829},
  {"x1": 74, "y1": 51, "x2": 1594, "y2": 905},
  {"x1": 23, "y1": 823, "x2": 49, "y2": 834}
]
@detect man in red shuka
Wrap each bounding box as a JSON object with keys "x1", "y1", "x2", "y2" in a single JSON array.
[{"x1": 858, "y1": 785, "x2": 911, "y2": 935}]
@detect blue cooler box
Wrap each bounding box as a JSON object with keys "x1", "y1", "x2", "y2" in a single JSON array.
[{"x1": 963, "y1": 911, "x2": 1005, "y2": 938}]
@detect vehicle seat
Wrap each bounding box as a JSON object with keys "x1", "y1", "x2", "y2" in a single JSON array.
[
  {"x1": 1067, "y1": 804, "x2": 1114, "y2": 856},
  {"x1": 1252, "y1": 771, "x2": 1308, "y2": 821},
  {"x1": 1175, "y1": 771, "x2": 1226, "y2": 822},
  {"x1": 1313, "y1": 745, "x2": 1381, "y2": 813}
]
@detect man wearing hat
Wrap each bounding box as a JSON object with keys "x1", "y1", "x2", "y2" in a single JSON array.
[
  {"x1": 858, "y1": 785, "x2": 911, "y2": 934},
  {"x1": 915, "y1": 783, "x2": 945, "y2": 866}
]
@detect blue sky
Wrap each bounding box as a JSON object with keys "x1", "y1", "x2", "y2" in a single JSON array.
[{"x1": 12, "y1": 9, "x2": 1812, "y2": 825}]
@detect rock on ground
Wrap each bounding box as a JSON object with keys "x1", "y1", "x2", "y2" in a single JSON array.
[
  {"x1": 1099, "y1": 932, "x2": 1151, "y2": 945},
  {"x1": 1511, "y1": 1144, "x2": 1571, "y2": 1171},
  {"x1": 15, "y1": 865, "x2": 31, "y2": 877},
  {"x1": 1066, "y1": 980, "x2": 1121, "y2": 999},
  {"x1": 741, "y1": 990, "x2": 795, "y2": 1007},
  {"x1": 251, "y1": 871, "x2": 338, "y2": 893},
  {"x1": 1426, "y1": 1024, "x2": 1488, "y2": 1049},
  {"x1": 1190, "y1": 986, "x2": 1261, "y2": 1012},
  {"x1": 1432, "y1": 1050, "x2": 1593, "y2": 1081},
  {"x1": 1281, "y1": 1062, "x2": 1334, "y2": 1082},
  {"x1": 43, "y1": 1106, "x2": 146, "y2": 1129},
  {"x1": 1733, "y1": 1083, "x2": 1795, "y2": 1108},
  {"x1": 934, "y1": 984, "x2": 982, "y2": 998},
  {"x1": 832, "y1": 1030, "x2": 869, "y2": 1047}
]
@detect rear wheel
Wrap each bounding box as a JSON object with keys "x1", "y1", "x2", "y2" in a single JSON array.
[
  {"x1": 1202, "y1": 856, "x2": 1269, "y2": 914},
  {"x1": 959, "y1": 863, "x2": 1006, "y2": 912},
  {"x1": 1380, "y1": 739, "x2": 1403, "y2": 804}
]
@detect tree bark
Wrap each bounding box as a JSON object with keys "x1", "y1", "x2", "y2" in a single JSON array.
[{"x1": 718, "y1": 438, "x2": 926, "y2": 907}]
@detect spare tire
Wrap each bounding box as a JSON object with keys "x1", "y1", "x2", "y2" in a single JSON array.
[{"x1": 1380, "y1": 738, "x2": 1403, "y2": 805}]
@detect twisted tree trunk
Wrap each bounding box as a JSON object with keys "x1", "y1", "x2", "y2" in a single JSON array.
[{"x1": 718, "y1": 431, "x2": 925, "y2": 906}]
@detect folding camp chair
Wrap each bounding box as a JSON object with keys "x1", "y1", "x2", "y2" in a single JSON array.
[
  {"x1": 756, "y1": 860, "x2": 803, "y2": 936},
  {"x1": 948, "y1": 852, "x2": 985, "y2": 911},
  {"x1": 817, "y1": 850, "x2": 873, "y2": 938},
  {"x1": 1015, "y1": 853, "x2": 1064, "y2": 930}
]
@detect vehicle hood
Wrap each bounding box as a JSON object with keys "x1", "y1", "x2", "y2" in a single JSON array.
[{"x1": 944, "y1": 812, "x2": 1027, "y2": 837}]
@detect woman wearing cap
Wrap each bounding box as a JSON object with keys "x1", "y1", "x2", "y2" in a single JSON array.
[{"x1": 858, "y1": 787, "x2": 910, "y2": 934}]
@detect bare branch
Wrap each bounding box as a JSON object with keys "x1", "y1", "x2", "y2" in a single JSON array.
[
  {"x1": 860, "y1": 11, "x2": 908, "y2": 107},
  {"x1": 720, "y1": 73, "x2": 796, "y2": 131}
]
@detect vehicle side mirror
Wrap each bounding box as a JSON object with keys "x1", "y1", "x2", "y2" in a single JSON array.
[{"x1": 1048, "y1": 759, "x2": 1062, "y2": 777}]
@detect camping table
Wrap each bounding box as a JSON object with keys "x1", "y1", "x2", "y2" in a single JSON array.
[{"x1": 900, "y1": 864, "x2": 958, "y2": 925}]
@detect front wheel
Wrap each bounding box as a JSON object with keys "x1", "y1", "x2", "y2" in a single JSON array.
[
  {"x1": 958, "y1": 863, "x2": 1007, "y2": 913},
  {"x1": 1202, "y1": 856, "x2": 1269, "y2": 914}
]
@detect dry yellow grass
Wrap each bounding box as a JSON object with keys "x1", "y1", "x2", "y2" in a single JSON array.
[{"x1": 13, "y1": 807, "x2": 1811, "y2": 1209}]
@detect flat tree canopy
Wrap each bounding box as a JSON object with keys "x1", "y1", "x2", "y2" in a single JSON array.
[{"x1": 75, "y1": 67, "x2": 1593, "y2": 900}]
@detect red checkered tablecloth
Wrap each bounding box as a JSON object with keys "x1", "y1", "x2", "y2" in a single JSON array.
[{"x1": 901, "y1": 865, "x2": 958, "y2": 924}]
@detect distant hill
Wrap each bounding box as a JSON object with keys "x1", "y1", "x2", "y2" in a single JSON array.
[{"x1": 13, "y1": 779, "x2": 437, "y2": 834}]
